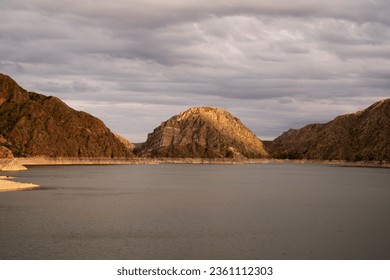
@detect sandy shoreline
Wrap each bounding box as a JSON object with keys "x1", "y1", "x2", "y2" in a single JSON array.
[
  {"x1": 0, "y1": 177, "x2": 39, "y2": 192},
  {"x1": 1, "y1": 157, "x2": 388, "y2": 193},
  {"x1": 15, "y1": 156, "x2": 390, "y2": 168}
]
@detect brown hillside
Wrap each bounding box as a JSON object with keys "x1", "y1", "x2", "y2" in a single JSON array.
[
  {"x1": 0, "y1": 73, "x2": 133, "y2": 158},
  {"x1": 136, "y1": 107, "x2": 268, "y2": 158},
  {"x1": 269, "y1": 99, "x2": 390, "y2": 161}
]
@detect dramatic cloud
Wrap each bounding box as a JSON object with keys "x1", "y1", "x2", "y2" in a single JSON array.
[{"x1": 1, "y1": 0, "x2": 389, "y2": 141}]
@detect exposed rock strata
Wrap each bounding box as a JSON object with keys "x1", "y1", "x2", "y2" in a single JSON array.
[
  {"x1": 0, "y1": 73, "x2": 134, "y2": 158},
  {"x1": 269, "y1": 99, "x2": 390, "y2": 162},
  {"x1": 136, "y1": 107, "x2": 268, "y2": 158}
]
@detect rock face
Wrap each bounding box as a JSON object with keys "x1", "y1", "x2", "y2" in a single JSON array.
[
  {"x1": 0, "y1": 146, "x2": 13, "y2": 158},
  {"x1": 0, "y1": 73, "x2": 133, "y2": 158},
  {"x1": 114, "y1": 133, "x2": 135, "y2": 152},
  {"x1": 136, "y1": 107, "x2": 268, "y2": 158},
  {"x1": 269, "y1": 99, "x2": 390, "y2": 161},
  {"x1": 0, "y1": 146, "x2": 26, "y2": 171}
]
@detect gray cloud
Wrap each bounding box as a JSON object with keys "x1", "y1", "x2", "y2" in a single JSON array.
[{"x1": 1, "y1": 0, "x2": 389, "y2": 142}]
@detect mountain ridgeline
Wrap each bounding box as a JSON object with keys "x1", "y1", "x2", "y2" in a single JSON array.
[
  {"x1": 0, "y1": 74, "x2": 133, "y2": 158},
  {"x1": 1, "y1": 73, "x2": 389, "y2": 162},
  {"x1": 135, "y1": 107, "x2": 268, "y2": 158},
  {"x1": 268, "y1": 99, "x2": 390, "y2": 162}
]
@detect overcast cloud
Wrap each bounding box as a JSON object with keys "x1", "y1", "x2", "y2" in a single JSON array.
[{"x1": 1, "y1": 0, "x2": 389, "y2": 142}]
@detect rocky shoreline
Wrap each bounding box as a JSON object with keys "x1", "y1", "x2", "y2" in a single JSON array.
[
  {"x1": 1, "y1": 157, "x2": 388, "y2": 193},
  {"x1": 15, "y1": 157, "x2": 390, "y2": 168},
  {"x1": 0, "y1": 158, "x2": 27, "y2": 171}
]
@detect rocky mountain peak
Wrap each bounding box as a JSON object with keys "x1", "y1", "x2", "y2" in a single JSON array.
[
  {"x1": 0, "y1": 73, "x2": 134, "y2": 158},
  {"x1": 136, "y1": 106, "x2": 268, "y2": 158},
  {"x1": 177, "y1": 106, "x2": 229, "y2": 120}
]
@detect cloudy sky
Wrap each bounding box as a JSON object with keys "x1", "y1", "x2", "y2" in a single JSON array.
[{"x1": 1, "y1": 0, "x2": 389, "y2": 142}]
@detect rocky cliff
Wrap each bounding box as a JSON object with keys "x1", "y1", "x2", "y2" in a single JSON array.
[
  {"x1": 269, "y1": 99, "x2": 390, "y2": 161},
  {"x1": 0, "y1": 73, "x2": 134, "y2": 158},
  {"x1": 136, "y1": 107, "x2": 268, "y2": 158}
]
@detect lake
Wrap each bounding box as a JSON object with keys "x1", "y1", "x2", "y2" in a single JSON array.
[{"x1": 0, "y1": 163, "x2": 389, "y2": 259}]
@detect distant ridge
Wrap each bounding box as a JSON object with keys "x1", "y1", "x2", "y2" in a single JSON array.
[
  {"x1": 0, "y1": 73, "x2": 134, "y2": 158},
  {"x1": 135, "y1": 107, "x2": 268, "y2": 158},
  {"x1": 2, "y1": 73, "x2": 389, "y2": 163},
  {"x1": 268, "y1": 99, "x2": 390, "y2": 162}
]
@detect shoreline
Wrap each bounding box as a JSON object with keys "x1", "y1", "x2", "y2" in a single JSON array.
[
  {"x1": 0, "y1": 177, "x2": 39, "y2": 192},
  {"x1": 1, "y1": 157, "x2": 388, "y2": 193},
  {"x1": 15, "y1": 157, "x2": 390, "y2": 168}
]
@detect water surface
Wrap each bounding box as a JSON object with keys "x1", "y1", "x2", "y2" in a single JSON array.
[{"x1": 0, "y1": 163, "x2": 389, "y2": 259}]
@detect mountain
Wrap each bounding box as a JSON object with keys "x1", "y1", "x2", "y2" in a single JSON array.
[
  {"x1": 135, "y1": 107, "x2": 268, "y2": 158},
  {"x1": 269, "y1": 99, "x2": 390, "y2": 162},
  {"x1": 0, "y1": 73, "x2": 133, "y2": 158}
]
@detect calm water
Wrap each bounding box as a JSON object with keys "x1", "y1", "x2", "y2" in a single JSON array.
[{"x1": 0, "y1": 163, "x2": 389, "y2": 260}]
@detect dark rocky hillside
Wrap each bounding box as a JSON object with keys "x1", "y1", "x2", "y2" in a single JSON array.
[
  {"x1": 0, "y1": 73, "x2": 133, "y2": 158},
  {"x1": 269, "y1": 99, "x2": 390, "y2": 162}
]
